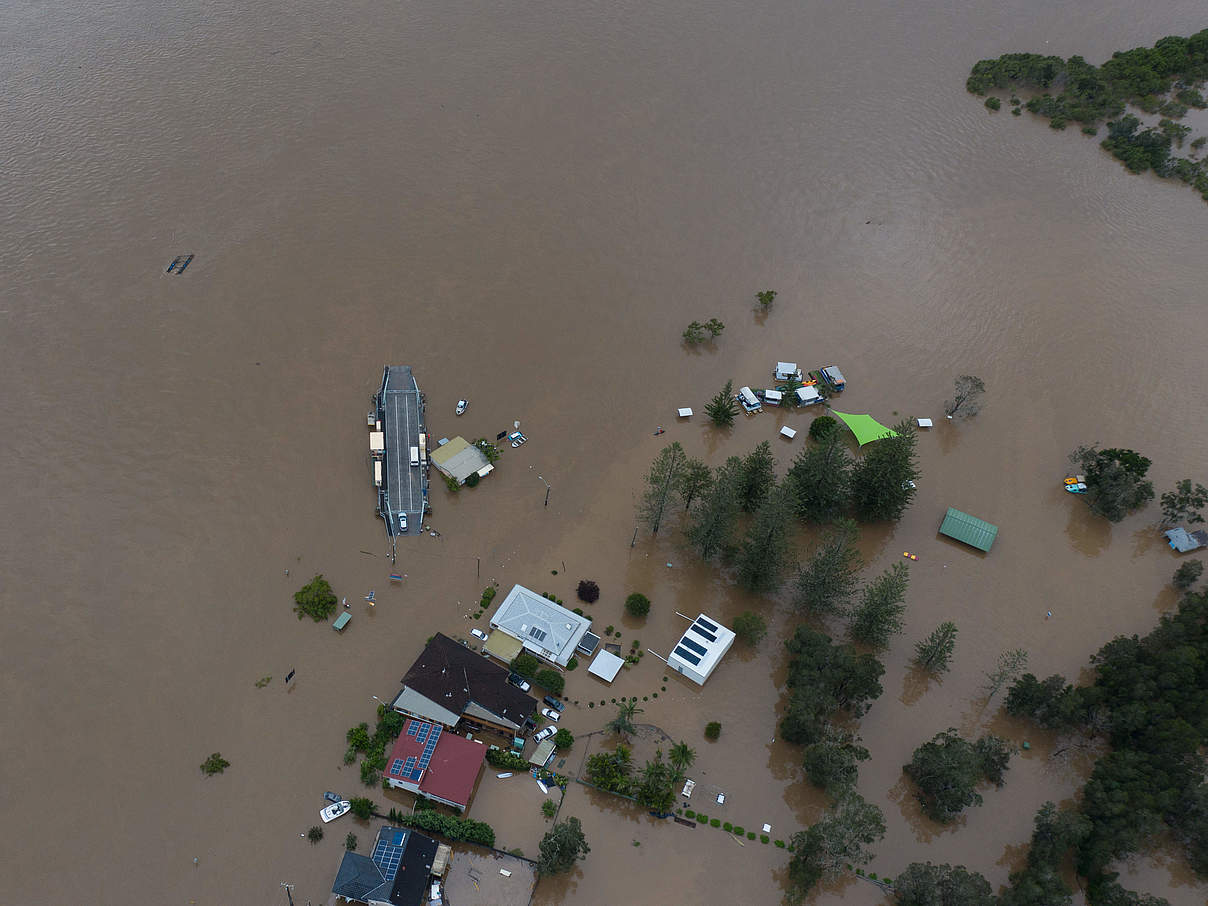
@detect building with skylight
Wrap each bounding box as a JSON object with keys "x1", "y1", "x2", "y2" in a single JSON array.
[
  {"x1": 488, "y1": 584, "x2": 593, "y2": 667},
  {"x1": 666, "y1": 614, "x2": 735, "y2": 685}
]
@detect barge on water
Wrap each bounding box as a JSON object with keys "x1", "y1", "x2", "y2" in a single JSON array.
[{"x1": 370, "y1": 365, "x2": 429, "y2": 539}]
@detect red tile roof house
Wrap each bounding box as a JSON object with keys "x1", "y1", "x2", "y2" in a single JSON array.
[{"x1": 384, "y1": 719, "x2": 487, "y2": 810}]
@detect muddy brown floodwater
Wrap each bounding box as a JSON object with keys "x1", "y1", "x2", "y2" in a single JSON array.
[{"x1": 3, "y1": 0, "x2": 1208, "y2": 903}]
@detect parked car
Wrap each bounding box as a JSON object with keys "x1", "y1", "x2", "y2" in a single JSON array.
[
  {"x1": 470, "y1": 628, "x2": 488, "y2": 641},
  {"x1": 541, "y1": 708, "x2": 561, "y2": 722},
  {"x1": 508, "y1": 673, "x2": 531, "y2": 692},
  {"x1": 398, "y1": 513, "x2": 407, "y2": 532},
  {"x1": 534, "y1": 726, "x2": 557, "y2": 743},
  {"x1": 542, "y1": 695, "x2": 564, "y2": 712}
]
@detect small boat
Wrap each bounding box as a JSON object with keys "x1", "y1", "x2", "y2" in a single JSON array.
[
  {"x1": 496, "y1": 772, "x2": 513, "y2": 779},
  {"x1": 323, "y1": 791, "x2": 343, "y2": 803},
  {"x1": 536, "y1": 779, "x2": 549, "y2": 794},
  {"x1": 321, "y1": 800, "x2": 351, "y2": 823},
  {"x1": 1063, "y1": 475, "x2": 1088, "y2": 494},
  {"x1": 455, "y1": 399, "x2": 468, "y2": 416}
]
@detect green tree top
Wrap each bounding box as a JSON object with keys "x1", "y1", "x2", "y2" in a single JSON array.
[
  {"x1": 294, "y1": 574, "x2": 338, "y2": 622},
  {"x1": 537, "y1": 817, "x2": 590, "y2": 875}
]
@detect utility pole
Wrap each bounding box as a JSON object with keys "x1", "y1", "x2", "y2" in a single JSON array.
[
  {"x1": 538, "y1": 475, "x2": 551, "y2": 508},
  {"x1": 281, "y1": 881, "x2": 295, "y2": 906}
]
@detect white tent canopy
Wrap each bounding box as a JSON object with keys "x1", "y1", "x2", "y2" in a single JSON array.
[{"x1": 588, "y1": 650, "x2": 625, "y2": 683}]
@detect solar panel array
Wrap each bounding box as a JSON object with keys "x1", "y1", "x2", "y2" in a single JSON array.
[
  {"x1": 679, "y1": 636, "x2": 707, "y2": 656},
  {"x1": 673, "y1": 644, "x2": 702, "y2": 665},
  {"x1": 389, "y1": 758, "x2": 405, "y2": 777},
  {"x1": 406, "y1": 722, "x2": 419, "y2": 737},
  {"x1": 371, "y1": 829, "x2": 406, "y2": 881},
  {"x1": 689, "y1": 620, "x2": 718, "y2": 642}
]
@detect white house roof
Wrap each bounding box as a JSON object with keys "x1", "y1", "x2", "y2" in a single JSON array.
[
  {"x1": 795, "y1": 386, "x2": 821, "y2": 403},
  {"x1": 588, "y1": 650, "x2": 625, "y2": 683},
  {"x1": 489, "y1": 584, "x2": 592, "y2": 666},
  {"x1": 775, "y1": 362, "x2": 797, "y2": 373},
  {"x1": 739, "y1": 387, "x2": 760, "y2": 406},
  {"x1": 667, "y1": 614, "x2": 736, "y2": 683},
  {"x1": 764, "y1": 389, "x2": 783, "y2": 402}
]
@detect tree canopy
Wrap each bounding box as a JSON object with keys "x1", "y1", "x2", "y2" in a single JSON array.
[
  {"x1": 637, "y1": 442, "x2": 688, "y2": 534},
  {"x1": 704, "y1": 379, "x2": 739, "y2": 427},
  {"x1": 786, "y1": 432, "x2": 852, "y2": 524},
  {"x1": 791, "y1": 519, "x2": 862, "y2": 617},
  {"x1": 537, "y1": 816, "x2": 590, "y2": 875},
  {"x1": 903, "y1": 729, "x2": 1013, "y2": 823},
  {"x1": 850, "y1": 421, "x2": 919, "y2": 522},
  {"x1": 1069, "y1": 445, "x2": 1154, "y2": 522},
  {"x1": 894, "y1": 862, "x2": 996, "y2": 906},
  {"x1": 848, "y1": 560, "x2": 910, "y2": 648},
  {"x1": 293, "y1": 574, "x2": 338, "y2": 621},
  {"x1": 787, "y1": 793, "x2": 885, "y2": 903},
  {"x1": 780, "y1": 626, "x2": 884, "y2": 746}
]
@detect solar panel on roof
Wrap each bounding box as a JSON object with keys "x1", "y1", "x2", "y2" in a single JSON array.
[
  {"x1": 372, "y1": 833, "x2": 405, "y2": 881},
  {"x1": 406, "y1": 723, "x2": 419, "y2": 736},
  {"x1": 689, "y1": 623, "x2": 717, "y2": 642},
  {"x1": 389, "y1": 758, "x2": 404, "y2": 776},
  {"x1": 679, "y1": 636, "x2": 707, "y2": 656},
  {"x1": 696, "y1": 615, "x2": 719, "y2": 632},
  {"x1": 673, "y1": 645, "x2": 702, "y2": 665}
]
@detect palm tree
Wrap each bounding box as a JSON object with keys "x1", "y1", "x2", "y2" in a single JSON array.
[
  {"x1": 607, "y1": 701, "x2": 644, "y2": 740},
  {"x1": 668, "y1": 740, "x2": 696, "y2": 773}
]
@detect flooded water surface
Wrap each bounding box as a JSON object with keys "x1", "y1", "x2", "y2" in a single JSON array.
[{"x1": 3, "y1": 0, "x2": 1208, "y2": 903}]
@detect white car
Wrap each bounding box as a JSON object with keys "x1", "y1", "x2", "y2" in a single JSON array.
[
  {"x1": 533, "y1": 726, "x2": 556, "y2": 743},
  {"x1": 455, "y1": 400, "x2": 468, "y2": 416},
  {"x1": 470, "y1": 628, "x2": 488, "y2": 641},
  {"x1": 321, "y1": 800, "x2": 351, "y2": 823},
  {"x1": 398, "y1": 513, "x2": 407, "y2": 532},
  {"x1": 541, "y1": 708, "x2": 561, "y2": 722}
]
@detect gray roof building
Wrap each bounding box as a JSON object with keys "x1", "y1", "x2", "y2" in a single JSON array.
[
  {"x1": 332, "y1": 825, "x2": 438, "y2": 906},
  {"x1": 489, "y1": 584, "x2": 593, "y2": 667}
]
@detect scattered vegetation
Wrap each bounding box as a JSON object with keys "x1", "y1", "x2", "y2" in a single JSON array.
[
  {"x1": 293, "y1": 574, "x2": 338, "y2": 622},
  {"x1": 254, "y1": 675, "x2": 272, "y2": 688},
  {"x1": 903, "y1": 730, "x2": 1013, "y2": 823},
  {"x1": 682, "y1": 318, "x2": 725, "y2": 345},
  {"x1": 1173, "y1": 559, "x2": 1203, "y2": 591},
  {"x1": 541, "y1": 799, "x2": 557, "y2": 819},
  {"x1": 200, "y1": 752, "x2": 230, "y2": 776},
  {"x1": 756, "y1": 289, "x2": 777, "y2": 309},
  {"x1": 391, "y1": 810, "x2": 496, "y2": 847},
  {"x1": 537, "y1": 817, "x2": 590, "y2": 875},
  {"x1": 1160, "y1": 478, "x2": 1208, "y2": 525},
  {"x1": 345, "y1": 832, "x2": 357, "y2": 851}
]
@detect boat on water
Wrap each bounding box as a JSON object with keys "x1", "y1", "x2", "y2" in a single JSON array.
[
  {"x1": 455, "y1": 399, "x2": 468, "y2": 416},
  {"x1": 1064, "y1": 475, "x2": 1088, "y2": 494},
  {"x1": 321, "y1": 800, "x2": 351, "y2": 823}
]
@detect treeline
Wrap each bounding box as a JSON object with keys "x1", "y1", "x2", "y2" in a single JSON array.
[
  {"x1": 636, "y1": 423, "x2": 919, "y2": 594},
  {"x1": 965, "y1": 30, "x2": 1208, "y2": 202}
]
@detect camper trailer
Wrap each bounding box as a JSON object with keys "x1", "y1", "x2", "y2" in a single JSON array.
[{"x1": 737, "y1": 386, "x2": 761, "y2": 413}]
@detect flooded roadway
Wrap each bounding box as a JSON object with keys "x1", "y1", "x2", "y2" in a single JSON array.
[{"x1": 2, "y1": 0, "x2": 1208, "y2": 903}]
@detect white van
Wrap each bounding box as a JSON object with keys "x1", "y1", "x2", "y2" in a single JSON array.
[
  {"x1": 373, "y1": 461, "x2": 382, "y2": 487},
  {"x1": 410, "y1": 446, "x2": 420, "y2": 467}
]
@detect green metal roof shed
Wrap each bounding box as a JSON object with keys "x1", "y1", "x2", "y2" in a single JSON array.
[{"x1": 939, "y1": 507, "x2": 998, "y2": 552}]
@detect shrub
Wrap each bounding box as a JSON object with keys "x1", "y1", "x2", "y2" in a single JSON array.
[
  {"x1": 566, "y1": 657, "x2": 578, "y2": 671},
  {"x1": 393, "y1": 810, "x2": 496, "y2": 847},
  {"x1": 553, "y1": 729, "x2": 574, "y2": 750},
  {"x1": 724, "y1": 822, "x2": 733, "y2": 832},
  {"x1": 360, "y1": 761, "x2": 380, "y2": 787},
  {"x1": 307, "y1": 825, "x2": 323, "y2": 843},
  {"x1": 625, "y1": 593, "x2": 651, "y2": 617},
  {"x1": 465, "y1": 471, "x2": 480, "y2": 487},
  {"x1": 486, "y1": 748, "x2": 529, "y2": 770},
  {"x1": 443, "y1": 474, "x2": 460, "y2": 493},
  {"x1": 696, "y1": 814, "x2": 707, "y2": 823},
  {"x1": 734, "y1": 826, "x2": 745, "y2": 836},
  {"x1": 511, "y1": 652, "x2": 540, "y2": 677},
  {"x1": 577, "y1": 580, "x2": 600, "y2": 603},
  {"x1": 349, "y1": 797, "x2": 376, "y2": 819},
  {"x1": 732, "y1": 611, "x2": 768, "y2": 646},
  {"x1": 985, "y1": 96, "x2": 1001, "y2": 110},
  {"x1": 200, "y1": 752, "x2": 230, "y2": 776},
  {"x1": 808, "y1": 415, "x2": 839, "y2": 442},
  {"x1": 345, "y1": 832, "x2": 358, "y2": 851},
  {"x1": 775, "y1": 839, "x2": 786, "y2": 848},
  {"x1": 1173, "y1": 559, "x2": 1203, "y2": 590},
  {"x1": 588, "y1": 702, "x2": 594, "y2": 708},
  {"x1": 572, "y1": 607, "x2": 583, "y2": 615},
  {"x1": 542, "y1": 799, "x2": 557, "y2": 818},
  {"x1": 535, "y1": 669, "x2": 565, "y2": 696},
  {"x1": 711, "y1": 818, "x2": 721, "y2": 827},
  {"x1": 605, "y1": 625, "x2": 615, "y2": 635},
  {"x1": 760, "y1": 834, "x2": 769, "y2": 843},
  {"x1": 293, "y1": 575, "x2": 338, "y2": 621},
  {"x1": 685, "y1": 810, "x2": 695, "y2": 819},
  {"x1": 705, "y1": 721, "x2": 721, "y2": 740}
]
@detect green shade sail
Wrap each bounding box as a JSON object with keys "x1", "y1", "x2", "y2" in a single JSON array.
[
  {"x1": 831, "y1": 411, "x2": 899, "y2": 446},
  {"x1": 939, "y1": 507, "x2": 998, "y2": 552}
]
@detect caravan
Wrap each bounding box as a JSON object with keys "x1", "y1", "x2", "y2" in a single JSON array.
[{"x1": 737, "y1": 386, "x2": 761, "y2": 413}]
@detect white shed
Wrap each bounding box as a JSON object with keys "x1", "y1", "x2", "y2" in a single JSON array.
[
  {"x1": 738, "y1": 387, "x2": 761, "y2": 411},
  {"x1": 666, "y1": 614, "x2": 736, "y2": 685},
  {"x1": 795, "y1": 385, "x2": 822, "y2": 405},
  {"x1": 588, "y1": 649, "x2": 625, "y2": 683},
  {"x1": 764, "y1": 389, "x2": 783, "y2": 406},
  {"x1": 774, "y1": 362, "x2": 802, "y2": 382}
]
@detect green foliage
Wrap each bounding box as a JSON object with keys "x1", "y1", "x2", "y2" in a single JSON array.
[
  {"x1": 669, "y1": 741, "x2": 696, "y2": 772},
  {"x1": 199, "y1": 752, "x2": 230, "y2": 776},
  {"x1": 1101, "y1": 114, "x2": 1173, "y2": 174},
  {"x1": 850, "y1": 421, "x2": 919, "y2": 522},
  {"x1": 307, "y1": 825, "x2": 323, "y2": 844},
  {"x1": 705, "y1": 721, "x2": 721, "y2": 740},
  {"x1": 359, "y1": 760, "x2": 380, "y2": 786},
  {"x1": 480, "y1": 586, "x2": 497, "y2": 607},
  {"x1": 443, "y1": 473, "x2": 460, "y2": 493},
  {"x1": 486, "y1": 747, "x2": 529, "y2": 770},
  {"x1": 913, "y1": 622, "x2": 958, "y2": 674},
  {"x1": 682, "y1": 319, "x2": 724, "y2": 344},
  {"x1": 807, "y1": 415, "x2": 839, "y2": 442},
  {"x1": 254, "y1": 675, "x2": 272, "y2": 688},
  {"x1": 511, "y1": 652, "x2": 540, "y2": 678},
  {"x1": 703, "y1": 318, "x2": 724, "y2": 337},
  {"x1": 537, "y1": 817, "x2": 590, "y2": 874},
  {"x1": 345, "y1": 832, "x2": 357, "y2": 851},
  {"x1": 1069, "y1": 445, "x2": 1154, "y2": 521},
  {"x1": 792, "y1": 519, "x2": 862, "y2": 616},
  {"x1": 723, "y1": 821, "x2": 733, "y2": 831},
  {"x1": 756, "y1": 289, "x2": 777, "y2": 308},
  {"x1": 635, "y1": 750, "x2": 679, "y2": 811},
  {"x1": 983, "y1": 648, "x2": 1029, "y2": 700},
  {"x1": 585, "y1": 744, "x2": 634, "y2": 794},
  {"x1": 464, "y1": 470, "x2": 480, "y2": 488},
  {"x1": 624, "y1": 593, "x2": 651, "y2": 617},
  {"x1": 705, "y1": 379, "x2": 739, "y2": 427},
  {"x1": 1004, "y1": 673, "x2": 1094, "y2": 729},
  {"x1": 944, "y1": 375, "x2": 986, "y2": 418},
  {"x1": 607, "y1": 701, "x2": 643, "y2": 739},
  {"x1": 787, "y1": 793, "x2": 886, "y2": 903},
  {"x1": 893, "y1": 862, "x2": 996, "y2": 906},
  {"x1": 637, "y1": 442, "x2": 688, "y2": 534},
  {"x1": 780, "y1": 626, "x2": 884, "y2": 745},
  {"x1": 542, "y1": 799, "x2": 557, "y2": 818},
  {"x1": 848, "y1": 561, "x2": 910, "y2": 648},
  {"x1": 1160, "y1": 478, "x2": 1208, "y2": 525},
  {"x1": 535, "y1": 669, "x2": 564, "y2": 696},
  {"x1": 710, "y1": 818, "x2": 721, "y2": 827},
  {"x1": 735, "y1": 441, "x2": 776, "y2": 513},
  {"x1": 346, "y1": 722, "x2": 371, "y2": 752},
  {"x1": 903, "y1": 730, "x2": 1013, "y2": 823},
  {"x1": 293, "y1": 574, "x2": 338, "y2": 621},
  {"x1": 675, "y1": 457, "x2": 713, "y2": 512},
  {"x1": 686, "y1": 456, "x2": 742, "y2": 560},
  {"x1": 393, "y1": 810, "x2": 496, "y2": 847},
  {"x1": 732, "y1": 610, "x2": 767, "y2": 646},
  {"x1": 985, "y1": 96, "x2": 1001, "y2": 110},
  {"x1": 553, "y1": 729, "x2": 574, "y2": 750},
  {"x1": 1173, "y1": 559, "x2": 1204, "y2": 591},
  {"x1": 348, "y1": 797, "x2": 375, "y2": 819},
  {"x1": 802, "y1": 728, "x2": 870, "y2": 797},
  {"x1": 566, "y1": 657, "x2": 578, "y2": 671},
  {"x1": 735, "y1": 484, "x2": 797, "y2": 594}
]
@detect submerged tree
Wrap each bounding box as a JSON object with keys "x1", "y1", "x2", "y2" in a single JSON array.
[
  {"x1": 1173, "y1": 559, "x2": 1204, "y2": 591},
  {"x1": 1069, "y1": 445, "x2": 1154, "y2": 522},
  {"x1": 732, "y1": 611, "x2": 768, "y2": 646},
  {"x1": 801, "y1": 726, "x2": 870, "y2": 798},
  {"x1": 894, "y1": 862, "x2": 997, "y2": 906},
  {"x1": 914, "y1": 622, "x2": 959, "y2": 675},
  {"x1": 704, "y1": 379, "x2": 739, "y2": 427},
  {"x1": 944, "y1": 375, "x2": 987, "y2": 418},
  {"x1": 791, "y1": 519, "x2": 862, "y2": 617},
  {"x1": 537, "y1": 817, "x2": 590, "y2": 875},
  {"x1": 293, "y1": 574, "x2": 338, "y2": 622},
  {"x1": 636, "y1": 442, "x2": 688, "y2": 534},
  {"x1": 675, "y1": 457, "x2": 712, "y2": 511},
  {"x1": 1160, "y1": 478, "x2": 1208, "y2": 525},
  {"x1": 756, "y1": 289, "x2": 777, "y2": 309},
  {"x1": 685, "y1": 456, "x2": 741, "y2": 560},
  {"x1": 735, "y1": 441, "x2": 777, "y2": 512},
  {"x1": 984, "y1": 648, "x2": 1029, "y2": 700},
  {"x1": 786, "y1": 432, "x2": 853, "y2": 524},
  {"x1": 735, "y1": 484, "x2": 796, "y2": 594},
  {"x1": 848, "y1": 561, "x2": 910, "y2": 648},
  {"x1": 850, "y1": 421, "x2": 919, "y2": 522},
  {"x1": 787, "y1": 793, "x2": 886, "y2": 902},
  {"x1": 903, "y1": 729, "x2": 1014, "y2": 823}
]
